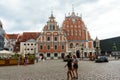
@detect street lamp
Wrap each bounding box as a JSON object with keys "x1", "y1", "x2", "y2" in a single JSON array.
[
  {"x1": 95, "y1": 47, "x2": 99, "y2": 59},
  {"x1": 81, "y1": 44, "x2": 84, "y2": 60},
  {"x1": 112, "y1": 43, "x2": 117, "y2": 59}
]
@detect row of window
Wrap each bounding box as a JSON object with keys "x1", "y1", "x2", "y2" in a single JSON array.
[
  {"x1": 69, "y1": 43, "x2": 84, "y2": 48},
  {"x1": 24, "y1": 48, "x2": 34, "y2": 50},
  {"x1": 24, "y1": 43, "x2": 36, "y2": 46},
  {"x1": 47, "y1": 36, "x2": 58, "y2": 41},
  {"x1": 49, "y1": 25, "x2": 55, "y2": 30},
  {"x1": 40, "y1": 45, "x2": 64, "y2": 50},
  {"x1": 47, "y1": 53, "x2": 58, "y2": 57},
  {"x1": 66, "y1": 31, "x2": 81, "y2": 36}
]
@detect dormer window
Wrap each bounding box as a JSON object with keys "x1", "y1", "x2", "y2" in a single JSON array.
[
  {"x1": 50, "y1": 25, "x2": 53, "y2": 30},
  {"x1": 50, "y1": 25, "x2": 55, "y2": 30}
]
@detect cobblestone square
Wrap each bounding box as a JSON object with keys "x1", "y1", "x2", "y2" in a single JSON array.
[{"x1": 0, "y1": 59, "x2": 120, "y2": 80}]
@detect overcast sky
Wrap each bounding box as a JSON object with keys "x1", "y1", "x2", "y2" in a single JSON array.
[{"x1": 0, "y1": 0, "x2": 120, "y2": 40}]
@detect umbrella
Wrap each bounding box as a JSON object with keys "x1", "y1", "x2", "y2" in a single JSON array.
[{"x1": 0, "y1": 50, "x2": 14, "y2": 55}]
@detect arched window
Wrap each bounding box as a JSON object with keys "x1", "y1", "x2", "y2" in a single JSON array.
[
  {"x1": 54, "y1": 37, "x2": 57, "y2": 41},
  {"x1": 76, "y1": 43, "x2": 79, "y2": 47},
  {"x1": 54, "y1": 53, "x2": 58, "y2": 57},
  {"x1": 70, "y1": 43, "x2": 73, "y2": 48},
  {"x1": 47, "y1": 36, "x2": 50, "y2": 41}
]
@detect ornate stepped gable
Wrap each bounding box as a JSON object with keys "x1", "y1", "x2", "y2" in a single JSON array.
[
  {"x1": 37, "y1": 12, "x2": 67, "y2": 59},
  {"x1": 62, "y1": 11, "x2": 92, "y2": 41}
]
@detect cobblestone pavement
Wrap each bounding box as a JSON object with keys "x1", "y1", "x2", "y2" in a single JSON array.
[{"x1": 0, "y1": 59, "x2": 120, "y2": 80}]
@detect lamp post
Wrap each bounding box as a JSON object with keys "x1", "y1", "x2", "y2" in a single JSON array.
[
  {"x1": 81, "y1": 44, "x2": 84, "y2": 60},
  {"x1": 112, "y1": 43, "x2": 117, "y2": 59},
  {"x1": 96, "y1": 47, "x2": 99, "y2": 59}
]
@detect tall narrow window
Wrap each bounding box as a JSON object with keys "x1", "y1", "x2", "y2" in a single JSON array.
[
  {"x1": 53, "y1": 25, "x2": 55, "y2": 30},
  {"x1": 40, "y1": 45, "x2": 43, "y2": 49},
  {"x1": 47, "y1": 45, "x2": 50, "y2": 50},
  {"x1": 55, "y1": 45, "x2": 57, "y2": 50},
  {"x1": 50, "y1": 25, "x2": 52, "y2": 30},
  {"x1": 54, "y1": 37, "x2": 57, "y2": 41},
  {"x1": 47, "y1": 53, "x2": 50, "y2": 57},
  {"x1": 47, "y1": 36, "x2": 50, "y2": 41},
  {"x1": 62, "y1": 45, "x2": 64, "y2": 49}
]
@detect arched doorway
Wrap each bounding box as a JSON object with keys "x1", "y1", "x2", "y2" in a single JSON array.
[
  {"x1": 76, "y1": 50, "x2": 80, "y2": 58},
  {"x1": 40, "y1": 53, "x2": 43, "y2": 57},
  {"x1": 39, "y1": 53, "x2": 44, "y2": 59},
  {"x1": 61, "y1": 53, "x2": 65, "y2": 59},
  {"x1": 84, "y1": 52, "x2": 87, "y2": 58}
]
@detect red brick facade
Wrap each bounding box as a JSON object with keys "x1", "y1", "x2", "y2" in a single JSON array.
[
  {"x1": 62, "y1": 11, "x2": 95, "y2": 58},
  {"x1": 6, "y1": 11, "x2": 95, "y2": 59},
  {"x1": 37, "y1": 13, "x2": 67, "y2": 59}
]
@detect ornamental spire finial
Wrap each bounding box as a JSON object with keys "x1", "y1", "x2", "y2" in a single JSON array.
[
  {"x1": 72, "y1": 4, "x2": 74, "y2": 13},
  {"x1": 51, "y1": 7, "x2": 53, "y2": 17}
]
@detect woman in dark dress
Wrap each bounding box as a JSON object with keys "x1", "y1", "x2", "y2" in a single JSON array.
[
  {"x1": 72, "y1": 55, "x2": 79, "y2": 79},
  {"x1": 65, "y1": 55, "x2": 73, "y2": 80}
]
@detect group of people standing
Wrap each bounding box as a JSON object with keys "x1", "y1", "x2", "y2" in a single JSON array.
[{"x1": 65, "y1": 55, "x2": 79, "y2": 80}]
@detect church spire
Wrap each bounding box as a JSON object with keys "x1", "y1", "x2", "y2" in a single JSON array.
[
  {"x1": 72, "y1": 4, "x2": 74, "y2": 13},
  {"x1": 49, "y1": 8, "x2": 55, "y2": 20},
  {"x1": 51, "y1": 8, "x2": 53, "y2": 17},
  {"x1": 71, "y1": 4, "x2": 75, "y2": 16}
]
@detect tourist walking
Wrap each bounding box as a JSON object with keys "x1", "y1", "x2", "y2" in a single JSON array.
[
  {"x1": 64, "y1": 55, "x2": 73, "y2": 80},
  {"x1": 24, "y1": 55, "x2": 28, "y2": 65},
  {"x1": 72, "y1": 55, "x2": 79, "y2": 79}
]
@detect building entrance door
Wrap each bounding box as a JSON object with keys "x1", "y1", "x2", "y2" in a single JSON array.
[{"x1": 76, "y1": 50, "x2": 80, "y2": 58}]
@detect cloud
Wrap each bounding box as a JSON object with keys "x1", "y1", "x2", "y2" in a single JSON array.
[
  {"x1": 0, "y1": 0, "x2": 120, "y2": 40},
  {"x1": 79, "y1": 0, "x2": 120, "y2": 39}
]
